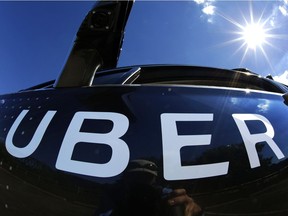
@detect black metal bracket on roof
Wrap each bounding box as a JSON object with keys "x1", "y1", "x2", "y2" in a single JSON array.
[
  {"x1": 54, "y1": 0, "x2": 134, "y2": 88},
  {"x1": 266, "y1": 74, "x2": 274, "y2": 80}
]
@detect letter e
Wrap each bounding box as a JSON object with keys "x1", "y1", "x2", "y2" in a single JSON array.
[{"x1": 161, "y1": 113, "x2": 229, "y2": 180}]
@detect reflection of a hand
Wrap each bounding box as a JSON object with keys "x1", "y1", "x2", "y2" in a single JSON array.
[{"x1": 167, "y1": 189, "x2": 203, "y2": 216}]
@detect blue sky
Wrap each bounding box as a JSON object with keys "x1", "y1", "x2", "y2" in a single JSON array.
[
  {"x1": 0, "y1": 1, "x2": 94, "y2": 94},
  {"x1": 0, "y1": 0, "x2": 288, "y2": 95}
]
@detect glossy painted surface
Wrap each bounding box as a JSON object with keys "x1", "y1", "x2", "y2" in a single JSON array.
[{"x1": 1, "y1": 84, "x2": 288, "y2": 215}]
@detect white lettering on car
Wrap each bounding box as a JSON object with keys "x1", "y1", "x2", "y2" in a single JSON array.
[
  {"x1": 161, "y1": 113, "x2": 229, "y2": 180},
  {"x1": 55, "y1": 111, "x2": 130, "y2": 178},
  {"x1": 232, "y1": 114, "x2": 285, "y2": 168},
  {"x1": 4, "y1": 111, "x2": 285, "y2": 179},
  {"x1": 6, "y1": 109, "x2": 56, "y2": 158}
]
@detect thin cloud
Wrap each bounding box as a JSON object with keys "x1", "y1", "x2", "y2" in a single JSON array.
[
  {"x1": 274, "y1": 70, "x2": 288, "y2": 85},
  {"x1": 194, "y1": 0, "x2": 205, "y2": 4},
  {"x1": 274, "y1": 53, "x2": 288, "y2": 78},
  {"x1": 192, "y1": 0, "x2": 216, "y2": 23},
  {"x1": 278, "y1": 0, "x2": 288, "y2": 17},
  {"x1": 279, "y1": 5, "x2": 288, "y2": 16},
  {"x1": 202, "y1": 5, "x2": 215, "y2": 15}
]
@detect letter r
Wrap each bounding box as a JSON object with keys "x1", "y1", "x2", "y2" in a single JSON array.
[{"x1": 232, "y1": 114, "x2": 284, "y2": 168}]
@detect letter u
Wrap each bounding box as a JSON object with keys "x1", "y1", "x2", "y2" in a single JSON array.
[{"x1": 5, "y1": 109, "x2": 56, "y2": 158}]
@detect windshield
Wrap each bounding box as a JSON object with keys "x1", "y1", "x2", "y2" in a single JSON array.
[{"x1": 119, "y1": 1, "x2": 288, "y2": 83}]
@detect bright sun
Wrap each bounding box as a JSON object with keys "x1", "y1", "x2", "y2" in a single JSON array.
[
  {"x1": 216, "y1": 2, "x2": 287, "y2": 71},
  {"x1": 242, "y1": 23, "x2": 267, "y2": 50},
  {"x1": 218, "y1": 6, "x2": 276, "y2": 66}
]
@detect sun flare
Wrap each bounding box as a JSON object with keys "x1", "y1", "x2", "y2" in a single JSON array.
[
  {"x1": 216, "y1": 4, "x2": 278, "y2": 68},
  {"x1": 241, "y1": 23, "x2": 267, "y2": 50}
]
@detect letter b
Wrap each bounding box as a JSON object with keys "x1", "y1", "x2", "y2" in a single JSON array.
[{"x1": 56, "y1": 112, "x2": 130, "y2": 178}]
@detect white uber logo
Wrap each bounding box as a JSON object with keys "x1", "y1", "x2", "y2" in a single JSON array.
[
  {"x1": 56, "y1": 112, "x2": 130, "y2": 178},
  {"x1": 5, "y1": 110, "x2": 285, "y2": 180},
  {"x1": 161, "y1": 113, "x2": 229, "y2": 180}
]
